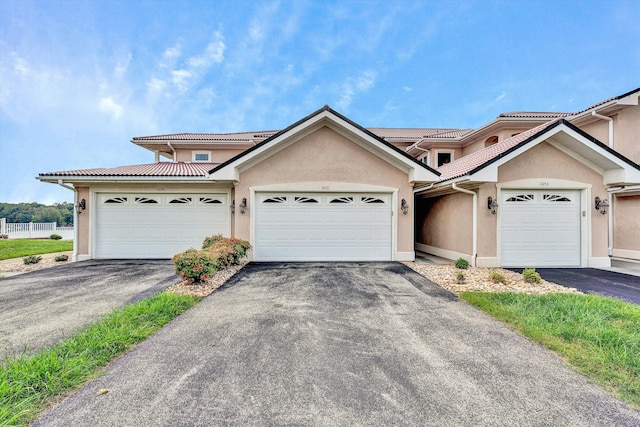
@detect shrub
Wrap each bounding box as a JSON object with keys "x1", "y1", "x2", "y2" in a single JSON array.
[
  {"x1": 50, "y1": 234, "x2": 63, "y2": 240},
  {"x1": 23, "y1": 255, "x2": 43, "y2": 265},
  {"x1": 0, "y1": 234, "x2": 8, "y2": 239},
  {"x1": 173, "y1": 236, "x2": 251, "y2": 284},
  {"x1": 454, "y1": 258, "x2": 469, "y2": 269},
  {"x1": 456, "y1": 270, "x2": 465, "y2": 284},
  {"x1": 488, "y1": 272, "x2": 506, "y2": 284},
  {"x1": 523, "y1": 268, "x2": 542, "y2": 284},
  {"x1": 55, "y1": 254, "x2": 69, "y2": 262}
]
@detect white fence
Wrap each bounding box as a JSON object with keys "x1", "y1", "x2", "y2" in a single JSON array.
[{"x1": 0, "y1": 218, "x2": 74, "y2": 240}]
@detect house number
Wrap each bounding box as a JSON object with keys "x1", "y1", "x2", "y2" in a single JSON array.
[{"x1": 540, "y1": 182, "x2": 549, "y2": 187}]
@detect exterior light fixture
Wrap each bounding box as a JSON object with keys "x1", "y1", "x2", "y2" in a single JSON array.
[
  {"x1": 76, "y1": 198, "x2": 86, "y2": 214},
  {"x1": 594, "y1": 196, "x2": 609, "y2": 215},
  {"x1": 230, "y1": 200, "x2": 236, "y2": 214},
  {"x1": 401, "y1": 198, "x2": 409, "y2": 215},
  {"x1": 487, "y1": 196, "x2": 498, "y2": 215},
  {"x1": 240, "y1": 198, "x2": 247, "y2": 214}
]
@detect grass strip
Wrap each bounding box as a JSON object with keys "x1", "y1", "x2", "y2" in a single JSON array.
[
  {"x1": 0, "y1": 240, "x2": 73, "y2": 260},
  {"x1": 0, "y1": 292, "x2": 199, "y2": 426},
  {"x1": 460, "y1": 292, "x2": 640, "y2": 409}
]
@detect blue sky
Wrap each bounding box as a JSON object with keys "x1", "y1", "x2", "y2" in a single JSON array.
[{"x1": 1, "y1": 0, "x2": 639, "y2": 203}]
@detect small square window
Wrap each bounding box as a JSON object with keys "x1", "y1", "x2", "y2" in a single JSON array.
[
  {"x1": 437, "y1": 152, "x2": 452, "y2": 166},
  {"x1": 194, "y1": 152, "x2": 210, "y2": 162}
]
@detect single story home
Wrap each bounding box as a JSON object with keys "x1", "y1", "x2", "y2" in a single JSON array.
[{"x1": 39, "y1": 88, "x2": 640, "y2": 268}]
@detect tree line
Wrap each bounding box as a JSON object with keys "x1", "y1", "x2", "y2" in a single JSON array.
[{"x1": 0, "y1": 202, "x2": 74, "y2": 226}]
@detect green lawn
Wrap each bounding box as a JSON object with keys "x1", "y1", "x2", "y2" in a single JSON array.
[
  {"x1": 0, "y1": 292, "x2": 199, "y2": 426},
  {"x1": 0, "y1": 239, "x2": 73, "y2": 260},
  {"x1": 461, "y1": 292, "x2": 640, "y2": 409}
]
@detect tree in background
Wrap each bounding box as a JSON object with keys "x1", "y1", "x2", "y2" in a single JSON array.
[{"x1": 0, "y1": 202, "x2": 74, "y2": 226}]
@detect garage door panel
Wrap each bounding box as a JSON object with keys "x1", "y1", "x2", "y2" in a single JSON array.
[
  {"x1": 501, "y1": 190, "x2": 580, "y2": 267},
  {"x1": 96, "y1": 193, "x2": 229, "y2": 258},
  {"x1": 255, "y1": 192, "x2": 392, "y2": 261}
]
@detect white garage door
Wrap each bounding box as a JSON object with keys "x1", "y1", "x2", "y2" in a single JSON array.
[
  {"x1": 255, "y1": 193, "x2": 392, "y2": 261},
  {"x1": 501, "y1": 190, "x2": 581, "y2": 267},
  {"x1": 96, "y1": 193, "x2": 230, "y2": 258}
]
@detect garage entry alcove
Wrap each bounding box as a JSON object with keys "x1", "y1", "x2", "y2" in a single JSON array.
[
  {"x1": 95, "y1": 193, "x2": 230, "y2": 258},
  {"x1": 253, "y1": 192, "x2": 393, "y2": 261}
]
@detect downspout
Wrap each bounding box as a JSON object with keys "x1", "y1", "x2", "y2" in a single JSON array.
[
  {"x1": 591, "y1": 110, "x2": 614, "y2": 148},
  {"x1": 166, "y1": 142, "x2": 177, "y2": 162},
  {"x1": 57, "y1": 179, "x2": 78, "y2": 262},
  {"x1": 452, "y1": 182, "x2": 477, "y2": 267}
]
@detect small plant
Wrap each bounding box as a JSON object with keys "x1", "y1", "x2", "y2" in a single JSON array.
[
  {"x1": 23, "y1": 255, "x2": 43, "y2": 265},
  {"x1": 0, "y1": 234, "x2": 8, "y2": 239},
  {"x1": 523, "y1": 268, "x2": 542, "y2": 284},
  {"x1": 173, "y1": 236, "x2": 251, "y2": 284},
  {"x1": 55, "y1": 254, "x2": 69, "y2": 262},
  {"x1": 454, "y1": 258, "x2": 469, "y2": 269},
  {"x1": 456, "y1": 270, "x2": 465, "y2": 284},
  {"x1": 488, "y1": 272, "x2": 506, "y2": 284},
  {"x1": 50, "y1": 234, "x2": 63, "y2": 240}
]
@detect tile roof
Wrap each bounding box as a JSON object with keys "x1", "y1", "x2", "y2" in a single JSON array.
[
  {"x1": 132, "y1": 131, "x2": 279, "y2": 142},
  {"x1": 39, "y1": 162, "x2": 218, "y2": 177},
  {"x1": 436, "y1": 120, "x2": 560, "y2": 181},
  {"x1": 498, "y1": 112, "x2": 571, "y2": 119}
]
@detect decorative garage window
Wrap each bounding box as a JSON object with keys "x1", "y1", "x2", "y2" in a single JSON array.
[
  {"x1": 361, "y1": 196, "x2": 385, "y2": 204},
  {"x1": 135, "y1": 197, "x2": 159, "y2": 204},
  {"x1": 294, "y1": 196, "x2": 319, "y2": 204},
  {"x1": 169, "y1": 197, "x2": 192, "y2": 204},
  {"x1": 543, "y1": 194, "x2": 573, "y2": 203},
  {"x1": 505, "y1": 194, "x2": 535, "y2": 203},
  {"x1": 199, "y1": 197, "x2": 223, "y2": 204},
  {"x1": 263, "y1": 196, "x2": 287, "y2": 204},
  {"x1": 329, "y1": 196, "x2": 354, "y2": 204},
  {"x1": 104, "y1": 197, "x2": 128, "y2": 204}
]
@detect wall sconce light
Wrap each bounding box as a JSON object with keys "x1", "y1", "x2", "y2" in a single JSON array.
[
  {"x1": 401, "y1": 198, "x2": 409, "y2": 215},
  {"x1": 240, "y1": 198, "x2": 247, "y2": 214},
  {"x1": 76, "y1": 198, "x2": 86, "y2": 214},
  {"x1": 487, "y1": 196, "x2": 498, "y2": 215},
  {"x1": 230, "y1": 200, "x2": 236, "y2": 214},
  {"x1": 594, "y1": 196, "x2": 609, "y2": 215}
]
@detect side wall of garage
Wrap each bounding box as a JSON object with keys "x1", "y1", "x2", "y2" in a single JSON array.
[{"x1": 233, "y1": 126, "x2": 415, "y2": 260}]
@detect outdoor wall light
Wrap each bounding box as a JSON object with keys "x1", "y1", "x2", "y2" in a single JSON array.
[
  {"x1": 240, "y1": 198, "x2": 247, "y2": 214},
  {"x1": 230, "y1": 200, "x2": 236, "y2": 214},
  {"x1": 401, "y1": 198, "x2": 409, "y2": 215},
  {"x1": 76, "y1": 198, "x2": 86, "y2": 214},
  {"x1": 487, "y1": 196, "x2": 498, "y2": 215},
  {"x1": 595, "y1": 196, "x2": 609, "y2": 215}
]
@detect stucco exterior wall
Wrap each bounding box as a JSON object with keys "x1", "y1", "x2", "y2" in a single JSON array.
[
  {"x1": 233, "y1": 126, "x2": 415, "y2": 254},
  {"x1": 477, "y1": 183, "x2": 497, "y2": 258},
  {"x1": 416, "y1": 192, "x2": 473, "y2": 257},
  {"x1": 175, "y1": 149, "x2": 245, "y2": 163},
  {"x1": 613, "y1": 106, "x2": 640, "y2": 164},
  {"x1": 613, "y1": 195, "x2": 640, "y2": 259},
  {"x1": 77, "y1": 187, "x2": 90, "y2": 258},
  {"x1": 497, "y1": 141, "x2": 609, "y2": 258}
]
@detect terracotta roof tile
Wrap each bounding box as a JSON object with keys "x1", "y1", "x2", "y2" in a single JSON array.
[
  {"x1": 40, "y1": 162, "x2": 218, "y2": 177},
  {"x1": 436, "y1": 120, "x2": 560, "y2": 181},
  {"x1": 498, "y1": 112, "x2": 571, "y2": 119}
]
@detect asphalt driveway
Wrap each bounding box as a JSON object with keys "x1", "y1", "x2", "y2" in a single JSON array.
[
  {"x1": 34, "y1": 262, "x2": 639, "y2": 426},
  {"x1": 0, "y1": 260, "x2": 178, "y2": 358}
]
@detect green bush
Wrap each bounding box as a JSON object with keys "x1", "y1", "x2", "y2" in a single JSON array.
[
  {"x1": 456, "y1": 270, "x2": 465, "y2": 284},
  {"x1": 50, "y1": 234, "x2": 63, "y2": 240},
  {"x1": 454, "y1": 258, "x2": 469, "y2": 269},
  {"x1": 523, "y1": 268, "x2": 542, "y2": 284},
  {"x1": 0, "y1": 234, "x2": 8, "y2": 240},
  {"x1": 55, "y1": 254, "x2": 69, "y2": 262},
  {"x1": 488, "y1": 272, "x2": 506, "y2": 284},
  {"x1": 173, "y1": 236, "x2": 251, "y2": 284},
  {"x1": 23, "y1": 255, "x2": 43, "y2": 265}
]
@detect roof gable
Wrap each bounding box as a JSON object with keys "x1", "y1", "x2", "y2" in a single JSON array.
[
  {"x1": 208, "y1": 106, "x2": 440, "y2": 184},
  {"x1": 426, "y1": 119, "x2": 640, "y2": 188}
]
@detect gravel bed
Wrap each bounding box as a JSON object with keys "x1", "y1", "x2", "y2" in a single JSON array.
[
  {"x1": 0, "y1": 251, "x2": 72, "y2": 273},
  {"x1": 404, "y1": 261, "x2": 582, "y2": 295},
  {"x1": 167, "y1": 261, "x2": 248, "y2": 297}
]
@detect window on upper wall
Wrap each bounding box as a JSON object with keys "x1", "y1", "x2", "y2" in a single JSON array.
[
  {"x1": 436, "y1": 151, "x2": 453, "y2": 167},
  {"x1": 418, "y1": 153, "x2": 429, "y2": 166},
  {"x1": 193, "y1": 151, "x2": 211, "y2": 162}
]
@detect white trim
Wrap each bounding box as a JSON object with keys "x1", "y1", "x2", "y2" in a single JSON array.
[
  {"x1": 415, "y1": 243, "x2": 470, "y2": 263},
  {"x1": 77, "y1": 254, "x2": 91, "y2": 262},
  {"x1": 192, "y1": 151, "x2": 212, "y2": 162},
  {"x1": 588, "y1": 257, "x2": 611, "y2": 268},
  {"x1": 249, "y1": 182, "x2": 398, "y2": 193},
  {"x1": 396, "y1": 251, "x2": 415, "y2": 261},
  {"x1": 612, "y1": 248, "x2": 640, "y2": 261}
]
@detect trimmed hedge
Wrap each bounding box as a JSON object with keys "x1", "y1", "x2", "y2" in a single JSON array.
[{"x1": 172, "y1": 235, "x2": 251, "y2": 284}]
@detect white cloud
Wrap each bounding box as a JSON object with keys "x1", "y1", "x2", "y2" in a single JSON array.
[
  {"x1": 171, "y1": 69, "x2": 192, "y2": 92},
  {"x1": 160, "y1": 45, "x2": 182, "y2": 68},
  {"x1": 114, "y1": 53, "x2": 132, "y2": 78},
  {"x1": 495, "y1": 91, "x2": 507, "y2": 102},
  {"x1": 99, "y1": 97, "x2": 124, "y2": 119},
  {"x1": 354, "y1": 70, "x2": 377, "y2": 91},
  {"x1": 187, "y1": 30, "x2": 226, "y2": 68},
  {"x1": 336, "y1": 70, "x2": 378, "y2": 110}
]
